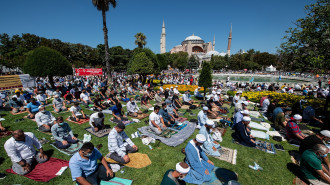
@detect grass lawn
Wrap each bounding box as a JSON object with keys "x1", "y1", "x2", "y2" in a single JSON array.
[{"x1": 0, "y1": 98, "x2": 299, "y2": 185}]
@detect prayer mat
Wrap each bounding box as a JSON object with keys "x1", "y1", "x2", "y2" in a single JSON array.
[
  {"x1": 100, "y1": 177, "x2": 133, "y2": 185},
  {"x1": 50, "y1": 141, "x2": 83, "y2": 156},
  {"x1": 175, "y1": 117, "x2": 188, "y2": 122},
  {"x1": 249, "y1": 111, "x2": 261, "y2": 118},
  {"x1": 85, "y1": 127, "x2": 111, "y2": 138},
  {"x1": 138, "y1": 122, "x2": 196, "y2": 147},
  {"x1": 202, "y1": 167, "x2": 238, "y2": 185},
  {"x1": 123, "y1": 120, "x2": 135, "y2": 126},
  {"x1": 146, "y1": 128, "x2": 178, "y2": 138},
  {"x1": 221, "y1": 104, "x2": 231, "y2": 109},
  {"x1": 36, "y1": 128, "x2": 52, "y2": 135},
  {"x1": 10, "y1": 110, "x2": 27, "y2": 115},
  {"x1": 251, "y1": 117, "x2": 265, "y2": 122},
  {"x1": 105, "y1": 153, "x2": 151, "y2": 169},
  {"x1": 215, "y1": 147, "x2": 237, "y2": 165},
  {"x1": 6, "y1": 157, "x2": 69, "y2": 182},
  {"x1": 298, "y1": 124, "x2": 310, "y2": 130},
  {"x1": 170, "y1": 121, "x2": 188, "y2": 131},
  {"x1": 0, "y1": 130, "x2": 12, "y2": 138},
  {"x1": 134, "y1": 113, "x2": 149, "y2": 120},
  {"x1": 293, "y1": 176, "x2": 308, "y2": 185},
  {"x1": 51, "y1": 110, "x2": 69, "y2": 114},
  {"x1": 66, "y1": 117, "x2": 89, "y2": 125},
  {"x1": 102, "y1": 110, "x2": 112, "y2": 114},
  {"x1": 255, "y1": 140, "x2": 276, "y2": 154},
  {"x1": 180, "y1": 105, "x2": 190, "y2": 109},
  {"x1": 249, "y1": 121, "x2": 269, "y2": 132},
  {"x1": 251, "y1": 130, "x2": 269, "y2": 140}
]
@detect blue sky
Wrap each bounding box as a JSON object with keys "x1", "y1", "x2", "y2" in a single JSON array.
[{"x1": 0, "y1": 0, "x2": 314, "y2": 54}]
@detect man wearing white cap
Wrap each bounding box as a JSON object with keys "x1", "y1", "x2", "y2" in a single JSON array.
[
  {"x1": 199, "y1": 120, "x2": 221, "y2": 157},
  {"x1": 52, "y1": 94, "x2": 67, "y2": 113},
  {"x1": 35, "y1": 105, "x2": 56, "y2": 132},
  {"x1": 233, "y1": 91, "x2": 242, "y2": 105},
  {"x1": 173, "y1": 86, "x2": 180, "y2": 95},
  {"x1": 194, "y1": 87, "x2": 203, "y2": 100},
  {"x1": 234, "y1": 100, "x2": 248, "y2": 114},
  {"x1": 213, "y1": 92, "x2": 223, "y2": 107},
  {"x1": 184, "y1": 134, "x2": 214, "y2": 184},
  {"x1": 286, "y1": 114, "x2": 306, "y2": 145},
  {"x1": 197, "y1": 107, "x2": 209, "y2": 129},
  {"x1": 160, "y1": 162, "x2": 190, "y2": 185},
  {"x1": 233, "y1": 110, "x2": 250, "y2": 127},
  {"x1": 182, "y1": 90, "x2": 193, "y2": 105},
  {"x1": 233, "y1": 116, "x2": 256, "y2": 147}
]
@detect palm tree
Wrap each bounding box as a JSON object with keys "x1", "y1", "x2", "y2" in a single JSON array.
[
  {"x1": 92, "y1": 0, "x2": 116, "y2": 82},
  {"x1": 134, "y1": 32, "x2": 147, "y2": 48}
]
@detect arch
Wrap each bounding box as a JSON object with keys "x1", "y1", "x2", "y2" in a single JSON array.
[{"x1": 192, "y1": 46, "x2": 203, "y2": 53}]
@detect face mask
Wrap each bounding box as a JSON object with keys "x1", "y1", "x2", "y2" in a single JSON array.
[
  {"x1": 83, "y1": 152, "x2": 92, "y2": 157},
  {"x1": 131, "y1": 102, "x2": 135, "y2": 105},
  {"x1": 59, "y1": 122, "x2": 64, "y2": 126},
  {"x1": 41, "y1": 110, "x2": 46, "y2": 113}
]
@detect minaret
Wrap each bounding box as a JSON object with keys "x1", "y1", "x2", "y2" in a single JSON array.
[
  {"x1": 227, "y1": 24, "x2": 232, "y2": 55},
  {"x1": 213, "y1": 34, "x2": 215, "y2": 51},
  {"x1": 160, "y1": 19, "x2": 166, "y2": 54}
]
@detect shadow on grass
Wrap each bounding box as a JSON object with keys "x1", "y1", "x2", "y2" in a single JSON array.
[
  {"x1": 44, "y1": 149, "x2": 55, "y2": 157},
  {"x1": 0, "y1": 157, "x2": 5, "y2": 165},
  {"x1": 287, "y1": 163, "x2": 309, "y2": 184},
  {"x1": 215, "y1": 168, "x2": 238, "y2": 184}
]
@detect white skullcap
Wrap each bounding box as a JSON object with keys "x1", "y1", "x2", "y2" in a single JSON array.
[
  {"x1": 242, "y1": 101, "x2": 249, "y2": 106},
  {"x1": 237, "y1": 90, "x2": 243, "y2": 94},
  {"x1": 38, "y1": 105, "x2": 44, "y2": 109},
  {"x1": 217, "y1": 92, "x2": 220, "y2": 94},
  {"x1": 212, "y1": 91, "x2": 216, "y2": 94},
  {"x1": 293, "y1": 114, "x2": 302, "y2": 120},
  {"x1": 166, "y1": 88, "x2": 169, "y2": 90},
  {"x1": 198, "y1": 87, "x2": 201, "y2": 89},
  {"x1": 241, "y1": 110, "x2": 250, "y2": 115},
  {"x1": 54, "y1": 95, "x2": 59, "y2": 98},
  {"x1": 196, "y1": 134, "x2": 206, "y2": 143},
  {"x1": 206, "y1": 120, "x2": 215, "y2": 126},
  {"x1": 170, "y1": 87, "x2": 173, "y2": 88},
  {"x1": 320, "y1": 130, "x2": 330, "y2": 138},
  {"x1": 242, "y1": 116, "x2": 251, "y2": 122},
  {"x1": 176, "y1": 162, "x2": 190, "y2": 174},
  {"x1": 203, "y1": 106, "x2": 209, "y2": 111}
]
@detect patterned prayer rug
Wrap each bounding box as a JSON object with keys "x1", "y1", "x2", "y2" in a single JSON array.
[
  {"x1": 215, "y1": 147, "x2": 237, "y2": 165},
  {"x1": 105, "y1": 153, "x2": 151, "y2": 169},
  {"x1": 85, "y1": 127, "x2": 111, "y2": 138},
  {"x1": 50, "y1": 141, "x2": 83, "y2": 156}
]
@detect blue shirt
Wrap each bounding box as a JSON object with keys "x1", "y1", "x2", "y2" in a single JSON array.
[
  {"x1": 273, "y1": 107, "x2": 283, "y2": 121},
  {"x1": 197, "y1": 110, "x2": 208, "y2": 126},
  {"x1": 303, "y1": 106, "x2": 315, "y2": 121},
  {"x1": 27, "y1": 101, "x2": 41, "y2": 113},
  {"x1": 233, "y1": 111, "x2": 243, "y2": 126},
  {"x1": 69, "y1": 148, "x2": 102, "y2": 181},
  {"x1": 159, "y1": 109, "x2": 170, "y2": 121},
  {"x1": 23, "y1": 93, "x2": 32, "y2": 100},
  {"x1": 111, "y1": 105, "x2": 121, "y2": 116}
]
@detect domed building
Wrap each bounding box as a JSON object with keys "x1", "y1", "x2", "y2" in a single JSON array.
[{"x1": 170, "y1": 34, "x2": 213, "y2": 56}]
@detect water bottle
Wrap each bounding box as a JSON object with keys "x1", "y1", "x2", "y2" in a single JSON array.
[{"x1": 148, "y1": 145, "x2": 153, "y2": 150}]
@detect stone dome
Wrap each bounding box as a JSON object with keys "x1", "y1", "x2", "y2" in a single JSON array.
[{"x1": 184, "y1": 34, "x2": 203, "y2": 41}]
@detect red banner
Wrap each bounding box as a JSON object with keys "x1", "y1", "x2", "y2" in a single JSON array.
[{"x1": 75, "y1": 68, "x2": 103, "y2": 76}]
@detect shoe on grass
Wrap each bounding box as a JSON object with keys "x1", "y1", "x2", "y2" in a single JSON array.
[{"x1": 0, "y1": 173, "x2": 6, "y2": 179}]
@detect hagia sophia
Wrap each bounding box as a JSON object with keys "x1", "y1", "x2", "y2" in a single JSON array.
[{"x1": 160, "y1": 20, "x2": 232, "y2": 63}]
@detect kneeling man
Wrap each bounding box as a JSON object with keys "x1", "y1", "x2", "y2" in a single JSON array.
[
  {"x1": 107, "y1": 123, "x2": 138, "y2": 164},
  {"x1": 184, "y1": 134, "x2": 214, "y2": 184},
  {"x1": 4, "y1": 129, "x2": 48, "y2": 175},
  {"x1": 35, "y1": 105, "x2": 56, "y2": 132},
  {"x1": 161, "y1": 162, "x2": 190, "y2": 185},
  {"x1": 51, "y1": 116, "x2": 78, "y2": 149},
  {"x1": 199, "y1": 120, "x2": 221, "y2": 157}
]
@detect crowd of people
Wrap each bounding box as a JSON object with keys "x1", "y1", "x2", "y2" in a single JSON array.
[{"x1": 0, "y1": 72, "x2": 329, "y2": 184}]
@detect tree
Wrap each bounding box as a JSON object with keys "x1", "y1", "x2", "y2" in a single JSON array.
[
  {"x1": 198, "y1": 62, "x2": 212, "y2": 100},
  {"x1": 133, "y1": 48, "x2": 159, "y2": 73},
  {"x1": 23, "y1": 46, "x2": 72, "y2": 87},
  {"x1": 253, "y1": 52, "x2": 277, "y2": 67},
  {"x1": 134, "y1": 32, "x2": 147, "y2": 48},
  {"x1": 187, "y1": 55, "x2": 199, "y2": 71},
  {"x1": 128, "y1": 52, "x2": 154, "y2": 84},
  {"x1": 156, "y1": 53, "x2": 170, "y2": 71},
  {"x1": 92, "y1": 0, "x2": 117, "y2": 82},
  {"x1": 279, "y1": 0, "x2": 329, "y2": 72}
]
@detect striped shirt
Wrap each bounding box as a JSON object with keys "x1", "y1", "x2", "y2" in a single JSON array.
[
  {"x1": 286, "y1": 120, "x2": 301, "y2": 140},
  {"x1": 108, "y1": 128, "x2": 134, "y2": 157}
]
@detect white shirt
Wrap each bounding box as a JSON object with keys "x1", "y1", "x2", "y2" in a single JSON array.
[
  {"x1": 89, "y1": 112, "x2": 104, "y2": 127},
  {"x1": 36, "y1": 94, "x2": 47, "y2": 102},
  {"x1": 173, "y1": 88, "x2": 180, "y2": 95},
  {"x1": 149, "y1": 111, "x2": 162, "y2": 127},
  {"x1": 70, "y1": 106, "x2": 82, "y2": 116},
  {"x1": 12, "y1": 95, "x2": 25, "y2": 103},
  {"x1": 35, "y1": 111, "x2": 56, "y2": 127},
  {"x1": 233, "y1": 95, "x2": 240, "y2": 103},
  {"x1": 262, "y1": 99, "x2": 270, "y2": 112},
  {"x1": 126, "y1": 101, "x2": 139, "y2": 113},
  {"x1": 80, "y1": 92, "x2": 89, "y2": 101},
  {"x1": 4, "y1": 132, "x2": 42, "y2": 163}
]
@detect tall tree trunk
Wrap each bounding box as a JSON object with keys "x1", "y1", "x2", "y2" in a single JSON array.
[{"x1": 102, "y1": 9, "x2": 111, "y2": 84}]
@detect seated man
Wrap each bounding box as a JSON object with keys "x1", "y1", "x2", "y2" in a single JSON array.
[
  {"x1": 69, "y1": 102, "x2": 88, "y2": 122},
  {"x1": 80, "y1": 89, "x2": 92, "y2": 107},
  {"x1": 261, "y1": 95, "x2": 271, "y2": 112},
  {"x1": 233, "y1": 110, "x2": 250, "y2": 127},
  {"x1": 234, "y1": 101, "x2": 248, "y2": 114},
  {"x1": 93, "y1": 95, "x2": 107, "y2": 111},
  {"x1": 64, "y1": 91, "x2": 76, "y2": 104},
  {"x1": 159, "y1": 103, "x2": 175, "y2": 127},
  {"x1": 161, "y1": 162, "x2": 190, "y2": 185},
  {"x1": 51, "y1": 116, "x2": 78, "y2": 149},
  {"x1": 111, "y1": 102, "x2": 127, "y2": 123},
  {"x1": 303, "y1": 103, "x2": 324, "y2": 126},
  {"x1": 173, "y1": 92, "x2": 182, "y2": 108},
  {"x1": 53, "y1": 95, "x2": 67, "y2": 113},
  {"x1": 99, "y1": 86, "x2": 108, "y2": 100},
  {"x1": 286, "y1": 114, "x2": 306, "y2": 145},
  {"x1": 149, "y1": 106, "x2": 167, "y2": 135},
  {"x1": 141, "y1": 93, "x2": 152, "y2": 108},
  {"x1": 107, "y1": 123, "x2": 138, "y2": 164},
  {"x1": 36, "y1": 91, "x2": 47, "y2": 105},
  {"x1": 154, "y1": 90, "x2": 163, "y2": 106},
  {"x1": 232, "y1": 116, "x2": 256, "y2": 147},
  {"x1": 69, "y1": 142, "x2": 113, "y2": 185},
  {"x1": 12, "y1": 91, "x2": 26, "y2": 106},
  {"x1": 22, "y1": 90, "x2": 33, "y2": 104},
  {"x1": 8, "y1": 97, "x2": 25, "y2": 113},
  {"x1": 300, "y1": 144, "x2": 330, "y2": 184},
  {"x1": 126, "y1": 97, "x2": 142, "y2": 117},
  {"x1": 194, "y1": 87, "x2": 204, "y2": 100},
  {"x1": 199, "y1": 120, "x2": 221, "y2": 157},
  {"x1": 197, "y1": 107, "x2": 209, "y2": 129},
  {"x1": 182, "y1": 91, "x2": 193, "y2": 106},
  {"x1": 35, "y1": 105, "x2": 56, "y2": 132},
  {"x1": 90, "y1": 112, "x2": 105, "y2": 132},
  {"x1": 166, "y1": 99, "x2": 179, "y2": 118},
  {"x1": 26, "y1": 98, "x2": 41, "y2": 119},
  {"x1": 4, "y1": 129, "x2": 48, "y2": 175},
  {"x1": 120, "y1": 89, "x2": 130, "y2": 102},
  {"x1": 274, "y1": 107, "x2": 291, "y2": 131},
  {"x1": 184, "y1": 134, "x2": 214, "y2": 184}
]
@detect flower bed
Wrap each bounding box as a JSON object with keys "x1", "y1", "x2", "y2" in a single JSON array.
[
  {"x1": 242, "y1": 91, "x2": 325, "y2": 107},
  {"x1": 154, "y1": 84, "x2": 205, "y2": 94}
]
